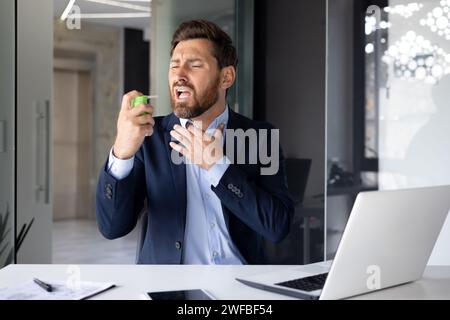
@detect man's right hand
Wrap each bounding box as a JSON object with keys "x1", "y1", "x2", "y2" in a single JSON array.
[{"x1": 113, "y1": 90, "x2": 155, "y2": 160}]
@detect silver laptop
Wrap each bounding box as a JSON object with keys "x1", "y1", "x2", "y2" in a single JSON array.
[{"x1": 236, "y1": 186, "x2": 450, "y2": 300}]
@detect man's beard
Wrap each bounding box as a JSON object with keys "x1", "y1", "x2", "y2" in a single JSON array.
[{"x1": 170, "y1": 76, "x2": 220, "y2": 119}]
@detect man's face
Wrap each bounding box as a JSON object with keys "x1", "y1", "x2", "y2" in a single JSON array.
[{"x1": 169, "y1": 39, "x2": 221, "y2": 119}]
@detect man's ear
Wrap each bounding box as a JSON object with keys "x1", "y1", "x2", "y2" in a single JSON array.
[{"x1": 220, "y1": 66, "x2": 236, "y2": 90}]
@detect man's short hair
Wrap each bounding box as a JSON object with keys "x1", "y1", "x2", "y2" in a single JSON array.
[{"x1": 170, "y1": 19, "x2": 238, "y2": 70}]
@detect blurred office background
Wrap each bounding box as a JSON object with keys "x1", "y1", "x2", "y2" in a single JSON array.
[{"x1": 0, "y1": 0, "x2": 449, "y2": 267}]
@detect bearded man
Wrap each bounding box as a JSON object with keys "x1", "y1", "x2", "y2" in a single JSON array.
[{"x1": 96, "y1": 19, "x2": 294, "y2": 265}]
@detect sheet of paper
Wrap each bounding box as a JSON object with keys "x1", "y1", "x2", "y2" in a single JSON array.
[{"x1": 0, "y1": 280, "x2": 115, "y2": 300}]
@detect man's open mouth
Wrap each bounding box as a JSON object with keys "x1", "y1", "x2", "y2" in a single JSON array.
[{"x1": 174, "y1": 86, "x2": 193, "y2": 99}]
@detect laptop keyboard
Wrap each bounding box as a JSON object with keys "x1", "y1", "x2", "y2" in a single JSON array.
[{"x1": 275, "y1": 273, "x2": 328, "y2": 292}]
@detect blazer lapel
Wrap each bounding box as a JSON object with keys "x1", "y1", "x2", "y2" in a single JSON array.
[{"x1": 163, "y1": 114, "x2": 187, "y2": 236}]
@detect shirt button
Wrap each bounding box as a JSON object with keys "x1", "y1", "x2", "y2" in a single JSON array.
[
  {"x1": 212, "y1": 251, "x2": 219, "y2": 257},
  {"x1": 210, "y1": 223, "x2": 215, "y2": 229},
  {"x1": 175, "y1": 241, "x2": 182, "y2": 250}
]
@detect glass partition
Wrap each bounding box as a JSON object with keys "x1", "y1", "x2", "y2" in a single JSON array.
[
  {"x1": 376, "y1": 0, "x2": 450, "y2": 265},
  {"x1": 327, "y1": 0, "x2": 450, "y2": 265},
  {"x1": 0, "y1": 0, "x2": 16, "y2": 267},
  {"x1": 52, "y1": 0, "x2": 146, "y2": 263}
]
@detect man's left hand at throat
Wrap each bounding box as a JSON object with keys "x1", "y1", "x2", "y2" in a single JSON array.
[{"x1": 170, "y1": 123, "x2": 225, "y2": 170}]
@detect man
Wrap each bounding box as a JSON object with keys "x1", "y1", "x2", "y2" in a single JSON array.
[{"x1": 96, "y1": 19, "x2": 294, "y2": 264}]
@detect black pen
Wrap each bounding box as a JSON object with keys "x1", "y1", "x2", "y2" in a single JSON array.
[{"x1": 33, "y1": 278, "x2": 53, "y2": 292}]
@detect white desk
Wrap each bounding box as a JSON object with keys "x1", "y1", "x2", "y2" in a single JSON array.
[{"x1": 0, "y1": 263, "x2": 449, "y2": 300}]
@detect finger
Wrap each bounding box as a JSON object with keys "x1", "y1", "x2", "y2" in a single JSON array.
[
  {"x1": 191, "y1": 120, "x2": 204, "y2": 131},
  {"x1": 169, "y1": 141, "x2": 187, "y2": 157},
  {"x1": 140, "y1": 124, "x2": 153, "y2": 136},
  {"x1": 187, "y1": 123, "x2": 204, "y2": 139},
  {"x1": 170, "y1": 130, "x2": 191, "y2": 148},
  {"x1": 213, "y1": 123, "x2": 225, "y2": 139},
  {"x1": 135, "y1": 103, "x2": 155, "y2": 115},
  {"x1": 121, "y1": 90, "x2": 143, "y2": 110},
  {"x1": 135, "y1": 114, "x2": 155, "y2": 126},
  {"x1": 203, "y1": 134, "x2": 214, "y2": 142},
  {"x1": 173, "y1": 124, "x2": 193, "y2": 142},
  {"x1": 131, "y1": 104, "x2": 154, "y2": 116}
]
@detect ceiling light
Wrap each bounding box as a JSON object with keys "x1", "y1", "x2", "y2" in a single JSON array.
[
  {"x1": 83, "y1": 0, "x2": 150, "y2": 12},
  {"x1": 70, "y1": 12, "x2": 151, "y2": 18}
]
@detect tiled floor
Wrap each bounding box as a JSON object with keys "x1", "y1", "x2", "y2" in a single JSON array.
[{"x1": 52, "y1": 219, "x2": 139, "y2": 264}]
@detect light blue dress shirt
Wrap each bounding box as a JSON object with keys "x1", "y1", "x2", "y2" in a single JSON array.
[{"x1": 107, "y1": 106, "x2": 245, "y2": 265}]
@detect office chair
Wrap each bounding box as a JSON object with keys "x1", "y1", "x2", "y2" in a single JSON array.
[
  {"x1": 284, "y1": 158, "x2": 312, "y2": 206},
  {"x1": 265, "y1": 158, "x2": 312, "y2": 264}
]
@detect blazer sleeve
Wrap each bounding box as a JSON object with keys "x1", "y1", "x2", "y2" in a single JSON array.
[
  {"x1": 96, "y1": 148, "x2": 147, "y2": 239},
  {"x1": 211, "y1": 145, "x2": 295, "y2": 243}
]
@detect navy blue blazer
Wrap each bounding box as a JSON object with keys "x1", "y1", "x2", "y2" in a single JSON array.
[{"x1": 96, "y1": 107, "x2": 294, "y2": 264}]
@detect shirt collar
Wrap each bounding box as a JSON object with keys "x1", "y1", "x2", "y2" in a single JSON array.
[{"x1": 179, "y1": 105, "x2": 229, "y2": 134}]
